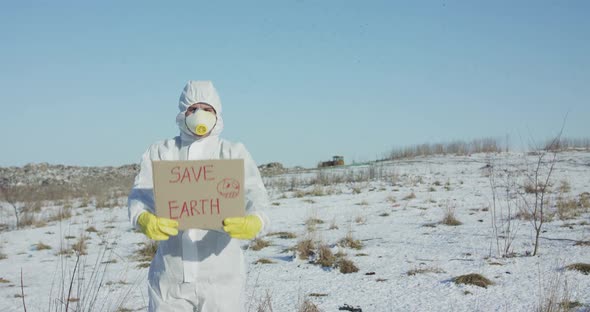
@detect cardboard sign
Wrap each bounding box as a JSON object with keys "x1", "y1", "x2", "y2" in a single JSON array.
[{"x1": 152, "y1": 159, "x2": 245, "y2": 230}]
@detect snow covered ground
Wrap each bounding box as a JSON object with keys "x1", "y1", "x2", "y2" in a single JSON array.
[{"x1": 1, "y1": 151, "x2": 589, "y2": 311}]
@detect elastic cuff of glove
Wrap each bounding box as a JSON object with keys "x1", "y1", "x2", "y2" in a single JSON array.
[{"x1": 252, "y1": 213, "x2": 265, "y2": 236}]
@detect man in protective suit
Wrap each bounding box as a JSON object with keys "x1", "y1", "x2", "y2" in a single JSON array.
[{"x1": 128, "y1": 80, "x2": 270, "y2": 311}]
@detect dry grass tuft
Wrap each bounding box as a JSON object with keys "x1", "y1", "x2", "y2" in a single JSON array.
[
  {"x1": 338, "y1": 258, "x2": 359, "y2": 274},
  {"x1": 403, "y1": 192, "x2": 416, "y2": 200},
  {"x1": 0, "y1": 277, "x2": 10, "y2": 283},
  {"x1": 267, "y1": 231, "x2": 297, "y2": 239},
  {"x1": 386, "y1": 195, "x2": 397, "y2": 204},
  {"x1": 250, "y1": 238, "x2": 271, "y2": 251},
  {"x1": 56, "y1": 248, "x2": 74, "y2": 257},
  {"x1": 298, "y1": 299, "x2": 321, "y2": 312},
  {"x1": 35, "y1": 242, "x2": 52, "y2": 251},
  {"x1": 297, "y1": 239, "x2": 315, "y2": 260},
  {"x1": 407, "y1": 267, "x2": 446, "y2": 276},
  {"x1": 354, "y1": 216, "x2": 366, "y2": 224},
  {"x1": 556, "y1": 197, "x2": 580, "y2": 220},
  {"x1": 48, "y1": 207, "x2": 72, "y2": 222},
  {"x1": 452, "y1": 273, "x2": 494, "y2": 288},
  {"x1": 579, "y1": 192, "x2": 590, "y2": 208},
  {"x1": 441, "y1": 205, "x2": 462, "y2": 226},
  {"x1": 255, "y1": 290, "x2": 274, "y2": 312},
  {"x1": 558, "y1": 180, "x2": 571, "y2": 193},
  {"x1": 339, "y1": 233, "x2": 363, "y2": 250},
  {"x1": 565, "y1": 263, "x2": 590, "y2": 275},
  {"x1": 306, "y1": 217, "x2": 324, "y2": 231},
  {"x1": 135, "y1": 240, "x2": 158, "y2": 264},
  {"x1": 329, "y1": 219, "x2": 339, "y2": 230},
  {"x1": 306, "y1": 218, "x2": 324, "y2": 226},
  {"x1": 294, "y1": 190, "x2": 306, "y2": 198},
  {"x1": 316, "y1": 244, "x2": 336, "y2": 267},
  {"x1": 85, "y1": 226, "x2": 99, "y2": 233},
  {"x1": 72, "y1": 236, "x2": 88, "y2": 255},
  {"x1": 255, "y1": 258, "x2": 275, "y2": 265},
  {"x1": 308, "y1": 293, "x2": 328, "y2": 297}
]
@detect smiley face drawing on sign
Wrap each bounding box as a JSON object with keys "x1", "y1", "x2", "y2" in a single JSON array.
[{"x1": 217, "y1": 178, "x2": 241, "y2": 198}]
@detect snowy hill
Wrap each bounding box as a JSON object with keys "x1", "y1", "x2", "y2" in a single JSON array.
[{"x1": 1, "y1": 152, "x2": 589, "y2": 311}]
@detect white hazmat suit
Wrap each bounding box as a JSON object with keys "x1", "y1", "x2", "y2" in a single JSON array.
[{"x1": 128, "y1": 81, "x2": 270, "y2": 312}]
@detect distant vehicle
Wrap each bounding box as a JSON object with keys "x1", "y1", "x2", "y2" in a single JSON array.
[{"x1": 318, "y1": 156, "x2": 345, "y2": 168}]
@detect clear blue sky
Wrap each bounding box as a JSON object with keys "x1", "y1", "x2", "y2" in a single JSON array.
[{"x1": 1, "y1": 1, "x2": 588, "y2": 168}]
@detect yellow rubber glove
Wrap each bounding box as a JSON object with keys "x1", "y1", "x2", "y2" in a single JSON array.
[
  {"x1": 223, "y1": 215, "x2": 262, "y2": 240},
  {"x1": 137, "y1": 211, "x2": 179, "y2": 241}
]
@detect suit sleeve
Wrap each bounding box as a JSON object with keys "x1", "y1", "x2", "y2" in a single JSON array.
[
  {"x1": 236, "y1": 143, "x2": 271, "y2": 235},
  {"x1": 127, "y1": 146, "x2": 156, "y2": 229}
]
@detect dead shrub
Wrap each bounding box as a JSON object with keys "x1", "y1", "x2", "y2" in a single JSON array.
[
  {"x1": 452, "y1": 273, "x2": 493, "y2": 288},
  {"x1": 338, "y1": 258, "x2": 359, "y2": 274},
  {"x1": 565, "y1": 263, "x2": 590, "y2": 275},
  {"x1": 251, "y1": 238, "x2": 271, "y2": 251},
  {"x1": 297, "y1": 239, "x2": 315, "y2": 260},
  {"x1": 316, "y1": 245, "x2": 336, "y2": 267}
]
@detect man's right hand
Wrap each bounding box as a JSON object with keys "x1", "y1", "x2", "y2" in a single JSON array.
[{"x1": 137, "y1": 211, "x2": 179, "y2": 240}]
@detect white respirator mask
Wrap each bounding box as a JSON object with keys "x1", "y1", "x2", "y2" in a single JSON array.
[{"x1": 185, "y1": 109, "x2": 217, "y2": 136}]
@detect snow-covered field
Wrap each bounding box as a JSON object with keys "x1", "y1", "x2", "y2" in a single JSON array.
[{"x1": 1, "y1": 152, "x2": 589, "y2": 311}]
